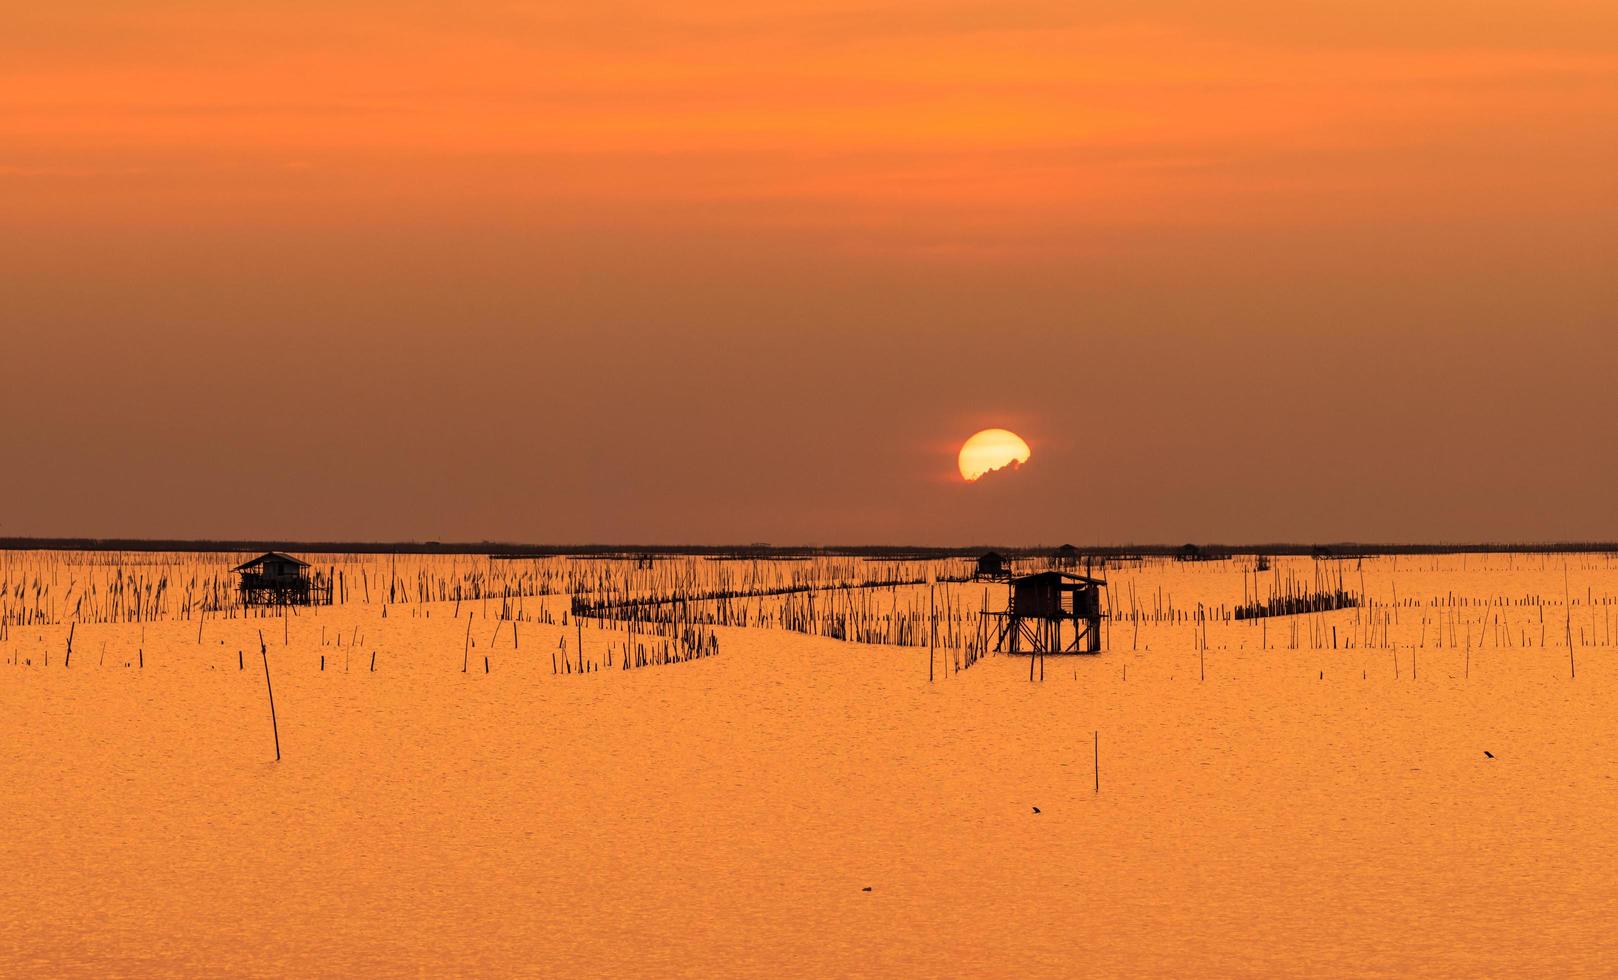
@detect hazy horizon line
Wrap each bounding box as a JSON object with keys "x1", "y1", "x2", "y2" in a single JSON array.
[{"x1": 3, "y1": 537, "x2": 1617, "y2": 558}]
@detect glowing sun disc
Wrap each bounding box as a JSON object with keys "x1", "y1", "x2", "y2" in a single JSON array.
[{"x1": 958, "y1": 428, "x2": 1031, "y2": 482}]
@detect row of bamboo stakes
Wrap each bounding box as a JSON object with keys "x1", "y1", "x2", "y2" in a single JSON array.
[{"x1": 6, "y1": 552, "x2": 1618, "y2": 669}]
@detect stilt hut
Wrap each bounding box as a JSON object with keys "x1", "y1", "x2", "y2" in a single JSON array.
[
  {"x1": 234, "y1": 552, "x2": 330, "y2": 606},
  {"x1": 975, "y1": 551, "x2": 1008, "y2": 580},
  {"x1": 989, "y1": 571, "x2": 1106, "y2": 655}
]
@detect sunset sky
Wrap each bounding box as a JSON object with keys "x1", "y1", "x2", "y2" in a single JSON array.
[{"x1": 4, "y1": 2, "x2": 1616, "y2": 544}]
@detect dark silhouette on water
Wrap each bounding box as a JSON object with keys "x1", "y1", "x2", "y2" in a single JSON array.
[
  {"x1": 234, "y1": 552, "x2": 332, "y2": 607},
  {"x1": 987, "y1": 572, "x2": 1107, "y2": 656},
  {"x1": 974, "y1": 551, "x2": 1008, "y2": 580}
]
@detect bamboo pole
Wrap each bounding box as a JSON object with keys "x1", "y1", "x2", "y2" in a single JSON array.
[{"x1": 260, "y1": 631, "x2": 280, "y2": 762}]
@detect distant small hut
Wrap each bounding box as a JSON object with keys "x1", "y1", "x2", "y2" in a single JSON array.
[
  {"x1": 975, "y1": 551, "x2": 1008, "y2": 580},
  {"x1": 1054, "y1": 543, "x2": 1080, "y2": 568},
  {"x1": 988, "y1": 571, "x2": 1107, "y2": 655},
  {"x1": 1178, "y1": 543, "x2": 1204, "y2": 562},
  {"x1": 234, "y1": 552, "x2": 330, "y2": 607}
]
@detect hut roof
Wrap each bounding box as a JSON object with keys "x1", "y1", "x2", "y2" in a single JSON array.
[
  {"x1": 1013, "y1": 570, "x2": 1106, "y2": 587},
  {"x1": 232, "y1": 551, "x2": 310, "y2": 572}
]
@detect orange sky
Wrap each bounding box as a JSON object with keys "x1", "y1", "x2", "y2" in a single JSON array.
[{"x1": 4, "y1": 2, "x2": 1617, "y2": 543}]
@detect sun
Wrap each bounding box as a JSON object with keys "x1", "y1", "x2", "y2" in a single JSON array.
[{"x1": 958, "y1": 428, "x2": 1031, "y2": 482}]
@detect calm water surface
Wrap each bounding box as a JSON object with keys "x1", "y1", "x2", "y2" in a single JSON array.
[{"x1": 3, "y1": 556, "x2": 1616, "y2": 976}]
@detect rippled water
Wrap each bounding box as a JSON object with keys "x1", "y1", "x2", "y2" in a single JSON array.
[{"x1": 3, "y1": 555, "x2": 1617, "y2": 976}]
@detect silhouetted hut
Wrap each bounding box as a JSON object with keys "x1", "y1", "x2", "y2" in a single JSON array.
[
  {"x1": 1054, "y1": 543, "x2": 1080, "y2": 568},
  {"x1": 975, "y1": 551, "x2": 1007, "y2": 579},
  {"x1": 235, "y1": 552, "x2": 327, "y2": 606},
  {"x1": 990, "y1": 571, "x2": 1106, "y2": 655},
  {"x1": 1178, "y1": 543, "x2": 1203, "y2": 561}
]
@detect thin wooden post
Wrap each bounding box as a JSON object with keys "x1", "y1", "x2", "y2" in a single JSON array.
[
  {"x1": 1566, "y1": 562, "x2": 1576, "y2": 678},
  {"x1": 1094, "y1": 731, "x2": 1099, "y2": 793},
  {"x1": 261, "y1": 642, "x2": 281, "y2": 762}
]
